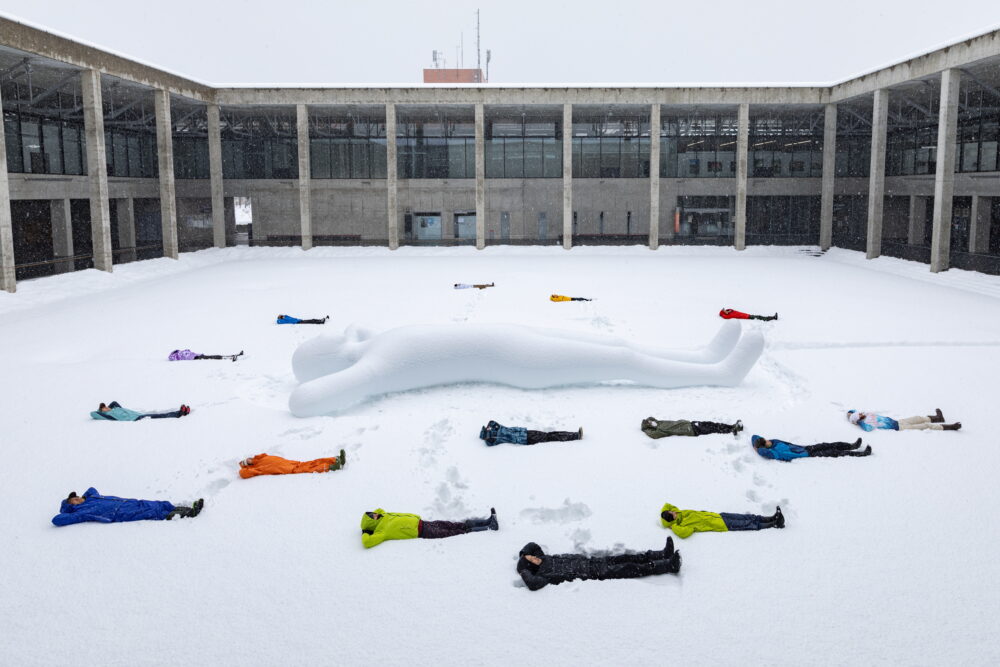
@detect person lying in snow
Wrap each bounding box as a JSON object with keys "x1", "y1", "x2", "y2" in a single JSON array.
[
  {"x1": 454, "y1": 283, "x2": 495, "y2": 289},
  {"x1": 479, "y1": 420, "x2": 583, "y2": 446},
  {"x1": 847, "y1": 408, "x2": 960, "y2": 431},
  {"x1": 752, "y1": 435, "x2": 871, "y2": 460},
  {"x1": 516, "y1": 538, "x2": 681, "y2": 591},
  {"x1": 238, "y1": 450, "x2": 346, "y2": 478},
  {"x1": 719, "y1": 308, "x2": 777, "y2": 321},
  {"x1": 168, "y1": 349, "x2": 244, "y2": 362},
  {"x1": 660, "y1": 502, "x2": 784, "y2": 538},
  {"x1": 641, "y1": 417, "x2": 743, "y2": 438},
  {"x1": 360, "y1": 507, "x2": 498, "y2": 548},
  {"x1": 52, "y1": 488, "x2": 203, "y2": 526},
  {"x1": 277, "y1": 314, "x2": 329, "y2": 325},
  {"x1": 90, "y1": 401, "x2": 190, "y2": 421},
  {"x1": 550, "y1": 294, "x2": 592, "y2": 302}
]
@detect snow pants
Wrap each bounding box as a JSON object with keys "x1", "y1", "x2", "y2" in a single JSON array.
[
  {"x1": 526, "y1": 429, "x2": 581, "y2": 444},
  {"x1": 897, "y1": 416, "x2": 943, "y2": 431},
  {"x1": 108, "y1": 402, "x2": 182, "y2": 420},
  {"x1": 804, "y1": 442, "x2": 870, "y2": 457},
  {"x1": 419, "y1": 520, "x2": 471, "y2": 539},
  {"x1": 720, "y1": 512, "x2": 766, "y2": 531},
  {"x1": 691, "y1": 421, "x2": 735, "y2": 436}
]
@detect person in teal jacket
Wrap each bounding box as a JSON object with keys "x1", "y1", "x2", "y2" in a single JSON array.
[
  {"x1": 660, "y1": 502, "x2": 784, "y2": 537},
  {"x1": 361, "y1": 507, "x2": 498, "y2": 548},
  {"x1": 752, "y1": 435, "x2": 871, "y2": 460},
  {"x1": 91, "y1": 401, "x2": 190, "y2": 421}
]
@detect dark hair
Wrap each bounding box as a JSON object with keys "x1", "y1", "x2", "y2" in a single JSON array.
[
  {"x1": 661, "y1": 510, "x2": 674, "y2": 521},
  {"x1": 66, "y1": 491, "x2": 78, "y2": 500}
]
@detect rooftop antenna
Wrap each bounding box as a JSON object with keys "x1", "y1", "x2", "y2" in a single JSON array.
[
  {"x1": 476, "y1": 10, "x2": 481, "y2": 73},
  {"x1": 485, "y1": 49, "x2": 491, "y2": 83}
]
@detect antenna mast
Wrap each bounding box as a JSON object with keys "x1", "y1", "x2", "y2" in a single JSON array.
[{"x1": 476, "y1": 9, "x2": 481, "y2": 72}]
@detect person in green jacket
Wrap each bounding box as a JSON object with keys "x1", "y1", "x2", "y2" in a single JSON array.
[
  {"x1": 660, "y1": 502, "x2": 784, "y2": 538},
  {"x1": 642, "y1": 417, "x2": 743, "y2": 438},
  {"x1": 361, "y1": 507, "x2": 499, "y2": 548}
]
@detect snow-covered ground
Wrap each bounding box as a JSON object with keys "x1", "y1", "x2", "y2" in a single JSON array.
[{"x1": 2, "y1": 245, "x2": 998, "y2": 666}]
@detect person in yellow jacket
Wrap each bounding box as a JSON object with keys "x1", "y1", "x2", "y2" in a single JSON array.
[
  {"x1": 360, "y1": 507, "x2": 499, "y2": 548},
  {"x1": 550, "y1": 294, "x2": 592, "y2": 302},
  {"x1": 660, "y1": 502, "x2": 784, "y2": 538}
]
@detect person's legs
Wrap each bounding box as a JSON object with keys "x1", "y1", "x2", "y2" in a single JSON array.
[
  {"x1": 298, "y1": 317, "x2": 329, "y2": 324},
  {"x1": 146, "y1": 409, "x2": 184, "y2": 419},
  {"x1": 898, "y1": 416, "x2": 941, "y2": 430},
  {"x1": 419, "y1": 520, "x2": 471, "y2": 539},
  {"x1": 166, "y1": 499, "x2": 204, "y2": 520},
  {"x1": 691, "y1": 421, "x2": 736, "y2": 436},
  {"x1": 463, "y1": 508, "x2": 499, "y2": 532},
  {"x1": 720, "y1": 512, "x2": 764, "y2": 531},
  {"x1": 195, "y1": 354, "x2": 224, "y2": 360},
  {"x1": 527, "y1": 429, "x2": 582, "y2": 443}
]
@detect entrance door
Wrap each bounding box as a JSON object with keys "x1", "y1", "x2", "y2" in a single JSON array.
[
  {"x1": 500, "y1": 211, "x2": 511, "y2": 239},
  {"x1": 454, "y1": 213, "x2": 477, "y2": 240},
  {"x1": 414, "y1": 213, "x2": 442, "y2": 240},
  {"x1": 538, "y1": 212, "x2": 548, "y2": 240}
]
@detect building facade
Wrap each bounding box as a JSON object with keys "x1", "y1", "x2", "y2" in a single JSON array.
[{"x1": 1, "y1": 17, "x2": 999, "y2": 292}]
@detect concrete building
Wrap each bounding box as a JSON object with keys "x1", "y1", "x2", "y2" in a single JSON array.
[{"x1": 1, "y1": 16, "x2": 999, "y2": 292}]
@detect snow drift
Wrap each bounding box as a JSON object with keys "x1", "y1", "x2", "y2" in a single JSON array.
[{"x1": 289, "y1": 320, "x2": 764, "y2": 417}]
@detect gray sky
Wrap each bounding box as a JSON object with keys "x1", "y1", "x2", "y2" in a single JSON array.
[{"x1": 2, "y1": 0, "x2": 998, "y2": 85}]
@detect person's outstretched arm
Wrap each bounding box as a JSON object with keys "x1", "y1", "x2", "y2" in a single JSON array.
[
  {"x1": 670, "y1": 522, "x2": 695, "y2": 539},
  {"x1": 520, "y1": 570, "x2": 549, "y2": 591},
  {"x1": 361, "y1": 530, "x2": 386, "y2": 549}
]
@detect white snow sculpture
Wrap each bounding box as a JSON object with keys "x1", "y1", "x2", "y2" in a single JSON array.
[{"x1": 289, "y1": 320, "x2": 764, "y2": 417}]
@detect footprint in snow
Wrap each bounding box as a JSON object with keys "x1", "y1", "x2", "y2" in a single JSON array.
[{"x1": 520, "y1": 499, "x2": 592, "y2": 524}]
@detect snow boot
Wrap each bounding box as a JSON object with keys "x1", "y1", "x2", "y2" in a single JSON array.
[
  {"x1": 180, "y1": 405, "x2": 191, "y2": 416},
  {"x1": 732, "y1": 420, "x2": 744, "y2": 436},
  {"x1": 942, "y1": 422, "x2": 962, "y2": 431},
  {"x1": 929, "y1": 408, "x2": 944, "y2": 423},
  {"x1": 487, "y1": 507, "x2": 499, "y2": 531},
  {"x1": 189, "y1": 498, "x2": 204, "y2": 518},
  {"x1": 661, "y1": 536, "x2": 675, "y2": 560},
  {"x1": 853, "y1": 437, "x2": 863, "y2": 448},
  {"x1": 578, "y1": 426, "x2": 584, "y2": 439},
  {"x1": 652, "y1": 550, "x2": 681, "y2": 574}
]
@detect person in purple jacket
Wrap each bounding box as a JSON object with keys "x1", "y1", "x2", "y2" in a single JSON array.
[
  {"x1": 752, "y1": 435, "x2": 871, "y2": 460},
  {"x1": 169, "y1": 349, "x2": 244, "y2": 362},
  {"x1": 847, "y1": 408, "x2": 961, "y2": 432},
  {"x1": 52, "y1": 488, "x2": 204, "y2": 526}
]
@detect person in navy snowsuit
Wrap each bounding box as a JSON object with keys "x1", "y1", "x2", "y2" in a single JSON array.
[
  {"x1": 479, "y1": 420, "x2": 582, "y2": 446},
  {"x1": 51, "y1": 488, "x2": 204, "y2": 526},
  {"x1": 752, "y1": 435, "x2": 871, "y2": 460}
]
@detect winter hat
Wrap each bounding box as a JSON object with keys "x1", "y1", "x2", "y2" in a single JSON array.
[{"x1": 847, "y1": 410, "x2": 861, "y2": 424}]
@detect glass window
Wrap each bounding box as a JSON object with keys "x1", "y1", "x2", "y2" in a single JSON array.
[
  {"x1": 524, "y1": 138, "x2": 544, "y2": 178},
  {"x1": 4, "y1": 115, "x2": 22, "y2": 172},
  {"x1": 42, "y1": 121, "x2": 62, "y2": 174},
  {"x1": 581, "y1": 138, "x2": 600, "y2": 178},
  {"x1": 485, "y1": 140, "x2": 504, "y2": 178},
  {"x1": 504, "y1": 138, "x2": 524, "y2": 178},
  {"x1": 62, "y1": 124, "x2": 81, "y2": 175},
  {"x1": 543, "y1": 139, "x2": 562, "y2": 177},
  {"x1": 21, "y1": 118, "x2": 41, "y2": 174},
  {"x1": 127, "y1": 134, "x2": 142, "y2": 177},
  {"x1": 310, "y1": 138, "x2": 331, "y2": 178}
]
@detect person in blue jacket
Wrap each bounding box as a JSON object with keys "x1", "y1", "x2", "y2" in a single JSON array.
[
  {"x1": 752, "y1": 435, "x2": 871, "y2": 460},
  {"x1": 52, "y1": 488, "x2": 204, "y2": 526},
  {"x1": 90, "y1": 401, "x2": 190, "y2": 421},
  {"x1": 479, "y1": 420, "x2": 583, "y2": 446},
  {"x1": 276, "y1": 314, "x2": 329, "y2": 325}
]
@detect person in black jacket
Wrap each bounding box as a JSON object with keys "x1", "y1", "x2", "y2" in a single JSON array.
[{"x1": 516, "y1": 538, "x2": 681, "y2": 591}]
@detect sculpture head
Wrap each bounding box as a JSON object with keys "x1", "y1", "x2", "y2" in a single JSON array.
[{"x1": 291, "y1": 324, "x2": 373, "y2": 383}]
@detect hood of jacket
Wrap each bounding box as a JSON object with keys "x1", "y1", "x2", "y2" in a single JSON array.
[
  {"x1": 751, "y1": 435, "x2": 766, "y2": 448},
  {"x1": 660, "y1": 502, "x2": 680, "y2": 527},
  {"x1": 360, "y1": 508, "x2": 386, "y2": 533},
  {"x1": 58, "y1": 487, "x2": 99, "y2": 514},
  {"x1": 517, "y1": 542, "x2": 545, "y2": 573}
]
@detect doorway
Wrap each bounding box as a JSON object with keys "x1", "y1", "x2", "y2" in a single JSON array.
[
  {"x1": 454, "y1": 212, "x2": 477, "y2": 240},
  {"x1": 414, "y1": 212, "x2": 442, "y2": 240}
]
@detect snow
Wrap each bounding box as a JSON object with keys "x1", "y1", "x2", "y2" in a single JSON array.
[
  {"x1": 289, "y1": 320, "x2": 763, "y2": 416},
  {"x1": 2, "y1": 245, "x2": 999, "y2": 666}
]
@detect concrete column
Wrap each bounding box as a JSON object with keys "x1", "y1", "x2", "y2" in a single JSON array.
[
  {"x1": 865, "y1": 88, "x2": 889, "y2": 260},
  {"x1": 648, "y1": 103, "x2": 661, "y2": 250},
  {"x1": 0, "y1": 88, "x2": 14, "y2": 292},
  {"x1": 386, "y1": 103, "x2": 398, "y2": 249},
  {"x1": 81, "y1": 69, "x2": 113, "y2": 272},
  {"x1": 930, "y1": 69, "x2": 961, "y2": 273},
  {"x1": 562, "y1": 103, "x2": 573, "y2": 250},
  {"x1": 969, "y1": 195, "x2": 991, "y2": 254},
  {"x1": 475, "y1": 103, "x2": 486, "y2": 250},
  {"x1": 116, "y1": 198, "x2": 136, "y2": 262},
  {"x1": 734, "y1": 102, "x2": 749, "y2": 250},
  {"x1": 153, "y1": 89, "x2": 178, "y2": 259},
  {"x1": 819, "y1": 103, "x2": 837, "y2": 250},
  {"x1": 907, "y1": 195, "x2": 928, "y2": 245},
  {"x1": 296, "y1": 104, "x2": 312, "y2": 250},
  {"x1": 207, "y1": 104, "x2": 226, "y2": 249},
  {"x1": 50, "y1": 199, "x2": 73, "y2": 274}
]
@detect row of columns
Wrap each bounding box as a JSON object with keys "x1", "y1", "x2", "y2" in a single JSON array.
[{"x1": 0, "y1": 68, "x2": 981, "y2": 292}]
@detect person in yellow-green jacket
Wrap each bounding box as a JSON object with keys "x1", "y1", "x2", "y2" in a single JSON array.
[
  {"x1": 360, "y1": 507, "x2": 499, "y2": 548},
  {"x1": 660, "y1": 502, "x2": 784, "y2": 538}
]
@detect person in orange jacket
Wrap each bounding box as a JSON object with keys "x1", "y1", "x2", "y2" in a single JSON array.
[
  {"x1": 238, "y1": 450, "x2": 346, "y2": 479},
  {"x1": 719, "y1": 308, "x2": 777, "y2": 321}
]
